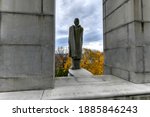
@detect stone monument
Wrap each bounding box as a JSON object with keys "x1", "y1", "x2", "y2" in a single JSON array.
[
  {"x1": 68, "y1": 18, "x2": 83, "y2": 69},
  {"x1": 68, "y1": 18, "x2": 93, "y2": 77}
]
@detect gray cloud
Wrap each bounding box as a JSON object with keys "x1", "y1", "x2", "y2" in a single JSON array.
[
  {"x1": 84, "y1": 31, "x2": 103, "y2": 43},
  {"x1": 56, "y1": 0, "x2": 103, "y2": 51}
]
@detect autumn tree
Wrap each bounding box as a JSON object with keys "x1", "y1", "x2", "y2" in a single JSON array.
[
  {"x1": 64, "y1": 48, "x2": 104, "y2": 75},
  {"x1": 55, "y1": 47, "x2": 68, "y2": 77}
]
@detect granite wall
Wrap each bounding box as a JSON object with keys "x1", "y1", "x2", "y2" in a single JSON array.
[
  {"x1": 103, "y1": 0, "x2": 150, "y2": 83},
  {"x1": 0, "y1": 0, "x2": 55, "y2": 91}
]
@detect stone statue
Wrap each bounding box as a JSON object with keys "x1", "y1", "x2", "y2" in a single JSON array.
[{"x1": 68, "y1": 18, "x2": 84, "y2": 69}]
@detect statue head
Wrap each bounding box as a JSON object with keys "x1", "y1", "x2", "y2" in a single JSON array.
[{"x1": 74, "y1": 18, "x2": 80, "y2": 26}]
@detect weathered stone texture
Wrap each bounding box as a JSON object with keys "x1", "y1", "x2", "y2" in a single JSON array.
[
  {"x1": 144, "y1": 46, "x2": 150, "y2": 72},
  {"x1": 144, "y1": 23, "x2": 150, "y2": 44},
  {"x1": 104, "y1": 0, "x2": 150, "y2": 83},
  {"x1": 105, "y1": 0, "x2": 134, "y2": 32},
  {"x1": 43, "y1": 0, "x2": 55, "y2": 15},
  {"x1": 0, "y1": 0, "x2": 41, "y2": 13},
  {"x1": 105, "y1": 0, "x2": 127, "y2": 16},
  {"x1": 105, "y1": 26, "x2": 128, "y2": 49},
  {"x1": 0, "y1": 0, "x2": 55, "y2": 91},
  {"x1": 143, "y1": 0, "x2": 150, "y2": 21},
  {"x1": 2, "y1": 46, "x2": 42, "y2": 76},
  {"x1": 112, "y1": 68, "x2": 129, "y2": 81},
  {"x1": 1, "y1": 14, "x2": 53, "y2": 45},
  {"x1": 105, "y1": 48, "x2": 130, "y2": 70}
]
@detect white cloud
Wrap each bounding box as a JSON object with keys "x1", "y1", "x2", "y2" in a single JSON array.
[
  {"x1": 83, "y1": 41, "x2": 103, "y2": 52},
  {"x1": 56, "y1": 0, "x2": 103, "y2": 51}
]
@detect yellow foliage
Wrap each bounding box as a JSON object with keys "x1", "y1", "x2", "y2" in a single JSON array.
[
  {"x1": 64, "y1": 48, "x2": 104, "y2": 75},
  {"x1": 64, "y1": 55, "x2": 71, "y2": 71}
]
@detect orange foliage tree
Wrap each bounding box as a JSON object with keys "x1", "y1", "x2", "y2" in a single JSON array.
[{"x1": 64, "y1": 48, "x2": 104, "y2": 75}]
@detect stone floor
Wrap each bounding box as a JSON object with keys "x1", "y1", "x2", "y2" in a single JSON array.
[{"x1": 0, "y1": 75, "x2": 150, "y2": 100}]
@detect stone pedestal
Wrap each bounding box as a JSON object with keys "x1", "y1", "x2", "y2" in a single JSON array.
[
  {"x1": 68, "y1": 68, "x2": 93, "y2": 78},
  {"x1": 0, "y1": 0, "x2": 55, "y2": 91}
]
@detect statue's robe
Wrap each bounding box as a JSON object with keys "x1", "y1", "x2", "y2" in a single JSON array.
[{"x1": 68, "y1": 25, "x2": 83, "y2": 59}]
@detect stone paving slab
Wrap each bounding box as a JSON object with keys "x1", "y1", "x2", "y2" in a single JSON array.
[
  {"x1": 0, "y1": 90, "x2": 43, "y2": 100},
  {"x1": 54, "y1": 75, "x2": 125, "y2": 87},
  {"x1": 0, "y1": 75, "x2": 150, "y2": 100},
  {"x1": 42, "y1": 82, "x2": 150, "y2": 100}
]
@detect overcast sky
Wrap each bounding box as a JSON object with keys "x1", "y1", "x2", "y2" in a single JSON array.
[{"x1": 56, "y1": 0, "x2": 103, "y2": 51}]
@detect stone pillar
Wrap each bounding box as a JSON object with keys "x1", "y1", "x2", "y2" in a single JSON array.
[
  {"x1": 0, "y1": 0, "x2": 55, "y2": 91},
  {"x1": 103, "y1": 0, "x2": 150, "y2": 83}
]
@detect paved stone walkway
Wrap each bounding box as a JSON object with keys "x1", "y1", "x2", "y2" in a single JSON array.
[{"x1": 0, "y1": 75, "x2": 150, "y2": 100}]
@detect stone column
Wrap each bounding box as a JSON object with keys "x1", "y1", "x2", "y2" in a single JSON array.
[
  {"x1": 103, "y1": 0, "x2": 150, "y2": 83},
  {"x1": 0, "y1": 0, "x2": 55, "y2": 91}
]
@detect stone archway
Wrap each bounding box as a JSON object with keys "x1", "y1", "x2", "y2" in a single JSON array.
[{"x1": 0, "y1": 0, "x2": 150, "y2": 92}]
